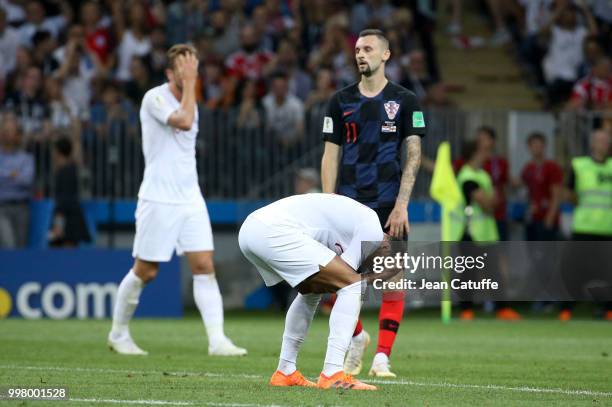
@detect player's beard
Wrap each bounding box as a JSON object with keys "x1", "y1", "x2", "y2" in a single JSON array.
[{"x1": 359, "y1": 61, "x2": 380, "y2": 78}]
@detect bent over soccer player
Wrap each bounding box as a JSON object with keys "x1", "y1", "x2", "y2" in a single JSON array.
[
  {"x1": 108, "y1": 44, "x2": 246, "y2": 356},
  {"x1": 239, "y1": 193, "x2": 385, "y2": 390}
]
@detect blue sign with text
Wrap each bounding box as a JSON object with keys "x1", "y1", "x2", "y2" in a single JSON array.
[{"x1": 0, "y1": 249, "x2": 181, "y2": 319}]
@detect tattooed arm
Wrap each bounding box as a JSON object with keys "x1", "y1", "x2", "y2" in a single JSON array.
[{"x1": 385, "y1": 135, "x2": 422, "y2": 238}]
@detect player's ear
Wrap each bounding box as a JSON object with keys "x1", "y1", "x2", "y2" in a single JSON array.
[{"x1": 382, "y1": 48, "x2": 390, "y2": 63}]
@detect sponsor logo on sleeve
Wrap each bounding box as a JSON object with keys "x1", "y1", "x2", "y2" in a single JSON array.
[{"x1": 412, "y1": 111, "x2": 425, "y2": 128}]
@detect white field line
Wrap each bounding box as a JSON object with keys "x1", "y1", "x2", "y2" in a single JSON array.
[{"x1": 3, "y1": 364, "x2": 611, "y2": 398}]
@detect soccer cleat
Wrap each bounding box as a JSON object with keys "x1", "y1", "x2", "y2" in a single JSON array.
[
  {"x1": 604, "y1": 311, "x2": 612, "y2": 321},
  {"x1": 107, "y1": 334, "x2": 148, "y2": 355},
  {"x1": 368, "y1": 352, "x2": 396, "y2": 378},
  {"x1": 208, "y1": 338, "x2": 247, "y2": 356},
  {"x1": 459, "y1": 309, "x2": 475, "y2": 321},
  {"x1": 496, "y1": 308, "x2": 521, "y2": 321},
  {"x1": 344, "y1": 330, "x2": 370, "y2": 375},
  {"x1": 317, "y1": 371, "x2": 377, "y2": 390},
  {"x1": 559, "y1": 309, "x2": 572, "y2": 322},
  {"x1": 269, "y1": 370, "x2": 316, "y2": 387}
]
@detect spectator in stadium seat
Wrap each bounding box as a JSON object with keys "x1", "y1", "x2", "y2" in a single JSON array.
[
  {"x1": 518, "y1": 132, "x2": 563, "y2": 240},
  {"x1": 262, "y1": 71, "x2": 304, "y2": 149},
  {"x1": 48, "y1": 137, "x2": 90, "y2": 247},
  {"x1": 226, "y1": 24, "x2": 273, "y2": 85},
  {"x1": 124, "y1": 56, "x2": 151, "y2": 106},
  {"x1": 304, "y1": 68, "x2": 335, "y2": 111},
  {"x1": 579, "y1": 35, "x2": 605, "y2": 78},
  {"x1": 0, "y1": 8, "x2": 19, "y2": 85},
  {"x1": 53, "y1": 24, "x2": 105, "y2": 120},
  {"x1": 31, "y1": 31, "x2": 59, "y2": 77},
  {"x1": 18, "y1": 0, "x2": 72, "y2": 48},
  {"x1": 308, "y1": 18, "x2": 357, "y2": 87},
  {"x1": 566, "y1": 56, "x2": 612, "y2": 111},
  {"x1": 44, "y1": 76, "x2": 78, "y2": 132},
  {"x1": 236, "y1": 79, "x2": 263, "y2": 130},
  {"x1": 205, "y1": 9, "x2": 241, "y2": 59},
  {"x1": 0, "y1": 0, "x2": 25, "y2": 26},
  {"x1": 80, "y1": 1, "x2": 114, "y2": 73},
  {"x1": 0, "y1": 112, "x2": 34, "y2": 248},
  {"x1": 591, "y1": 0, "x2": 612, "y2": 54},
  {"x1": 265, "y1": 39, "x2": 312, "y2": 102},
  {"x1": 4, "y1": 65, "x2": 50, "y2": 139},
  {"x1": 111, "y1": 0, "x2": 151, "y2": 82},
  {"x1": 165, "y1": 0, "x2": 208, "y2": 45},
  {"x1": 147, "y1": 27, "x2": 168, "y2": 86},
  {"x1": 540, "y1": 0, "x2": 598, "y2": 108}
]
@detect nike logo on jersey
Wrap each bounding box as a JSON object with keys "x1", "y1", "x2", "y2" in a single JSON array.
[{"x1": 343, "y1": 110, "x2": 354, "y2": 117}]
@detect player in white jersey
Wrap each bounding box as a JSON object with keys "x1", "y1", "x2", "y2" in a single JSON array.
[
  {"x1": 239, "y1": 193, "x2": 387, "y2": 390},
  {"x1": 108, "y1": 44, "x2": 246, "y2": 357}
]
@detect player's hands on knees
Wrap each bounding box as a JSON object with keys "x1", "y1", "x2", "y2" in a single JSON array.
[
  {"x1": 176, "y1": 53, "x2": 199, "y2": 84},
  {"x1": 385, "y1": 205, "x2": 409, "y2": 239}
]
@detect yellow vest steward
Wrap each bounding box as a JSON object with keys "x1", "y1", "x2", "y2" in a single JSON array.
[
  {"x1": 571, "y1": 156, "x2": 612, "y2": 236},
  {"x1": 449, "y1": 165, "x2": 500, "y2": 242}
]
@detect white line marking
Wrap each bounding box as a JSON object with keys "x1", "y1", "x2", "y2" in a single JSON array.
[
  {"x1": 366, "y1": 378, "x2": 612, "y2": 398},
  {"x1": 4, "y1": 364, "x2": 611, "y2": 398}
]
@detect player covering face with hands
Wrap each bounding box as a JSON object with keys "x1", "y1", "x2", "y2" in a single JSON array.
[
  {"x1": 107, "y1": 45, "x2": 246, "y2": 357},
  {"x1": 239, "y1": 193, "x2": 397, "y2": 390}
]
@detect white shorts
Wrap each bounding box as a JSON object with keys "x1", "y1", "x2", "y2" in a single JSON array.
[
  {"x1": 132, "y1": 199, "x2": 214, "y2": 262},
  {"x1": 238, "y1": 214, "x2": 336, "y2": 287}
]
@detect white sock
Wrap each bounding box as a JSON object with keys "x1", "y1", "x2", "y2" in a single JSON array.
[
  {"x1": 277, "y1": 293, "x2": 321, "y2": 375},
  {"x1": 193, "y1": 274, "x2": 226, "y2": 348},
  {"x1": 322, "y1": 281, "x2": 362, "y2": 376},
  {"x1": 110, "y1": 269, "x2": 144, "y2": 340}
]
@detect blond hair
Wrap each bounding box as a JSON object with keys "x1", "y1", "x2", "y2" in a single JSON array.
[{"x1": 166, "y1": 44, "x2": 198, "y2": 70}]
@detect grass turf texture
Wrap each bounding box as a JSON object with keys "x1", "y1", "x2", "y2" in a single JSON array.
[{"x1": 1, "y1": 311, "x2": 611, "y2": 406}]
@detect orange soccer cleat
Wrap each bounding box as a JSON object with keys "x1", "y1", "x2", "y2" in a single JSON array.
[
  {"x1": 317, "y1": 371, "x2": 377, "y2": 391},
  {"x1": 604, "y1": 310, "x2": 612, "y2": 321},
  {"x1": 559, "y1": 309, "x2": 572, "y2": 322},
  {"x1": 459, "y1": 309, "x2": 475, "y2": 321},
  {"x1": 269, "y1": 370, "x2": 317, "y2": 388},
  {"x1": 496, "y1": 308, "x2": 522, "y2": 321}
]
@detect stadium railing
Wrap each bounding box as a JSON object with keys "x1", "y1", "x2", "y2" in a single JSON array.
[{"x1": 29, "y1": 106, "x2": 609, "y2": 202}]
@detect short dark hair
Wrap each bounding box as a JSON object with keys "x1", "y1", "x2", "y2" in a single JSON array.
[
  {"x1": 462, "y1": 140, "x2": 479, "y2": 162},
  {"x1": 477, "y1": 125, "x2": 496, "y2": 140},
  {"x1": 54, "y1": 137, "x2": 72, "y2": 158},
  {"x1": 358, "y1": 29, "x2": 389, "y2": 49},
  {"x1": 527, "y1": 132, "x2": 546, "y2": 145}
]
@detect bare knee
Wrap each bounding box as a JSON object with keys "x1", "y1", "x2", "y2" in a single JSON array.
[
  {"x1": 189, "y1": 253, "x2": 215, "y2": 275},
  {"x1": 133, "y1": 260, "x2": 159, "y2": 283}
]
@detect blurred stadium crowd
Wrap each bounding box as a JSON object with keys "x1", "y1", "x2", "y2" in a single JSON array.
[{"x1": 0, "y1": 0, "x2": 611, "y2": 249}]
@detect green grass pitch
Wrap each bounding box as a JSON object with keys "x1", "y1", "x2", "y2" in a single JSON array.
[{"x1": 1, "y1": 311, "x2": 611, "y2": 406}]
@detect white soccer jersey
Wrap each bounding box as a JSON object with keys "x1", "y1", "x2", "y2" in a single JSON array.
[
  {"x1": 137, "y1": 83, "x2": 202, "y2": 204},
  {"x1": 249, "y1": 193, "x2": 384, "y2": 270}
]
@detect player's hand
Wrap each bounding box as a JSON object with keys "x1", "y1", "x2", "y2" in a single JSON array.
[
  {"x1": 385, "y1": 205, "x2": 409, "y2": 239},
  {"x1": 176, "y1": 53, "x2": 199, "y2": 84}
]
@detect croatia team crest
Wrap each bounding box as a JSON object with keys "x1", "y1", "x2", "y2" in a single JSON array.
[{"x1": 384, "y1": 101, "x2": 400, "y2": 120}]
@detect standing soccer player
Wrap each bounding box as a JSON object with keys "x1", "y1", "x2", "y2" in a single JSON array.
[
  {"x1": 107, "y1": 44, "x2": 246, "y2": 357},
  {"x1": 321, "y1": 29, "x2": 426, "y2": 377}
]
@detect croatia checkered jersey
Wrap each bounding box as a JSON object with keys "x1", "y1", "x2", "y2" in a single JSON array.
[{"x1": 322, "y1": 81, "x2": 427, "y2": 209}]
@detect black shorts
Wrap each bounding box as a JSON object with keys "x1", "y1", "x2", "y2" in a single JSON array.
[{"x1": 373, "y1": 206, "x2": 408, "y2": 242}]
